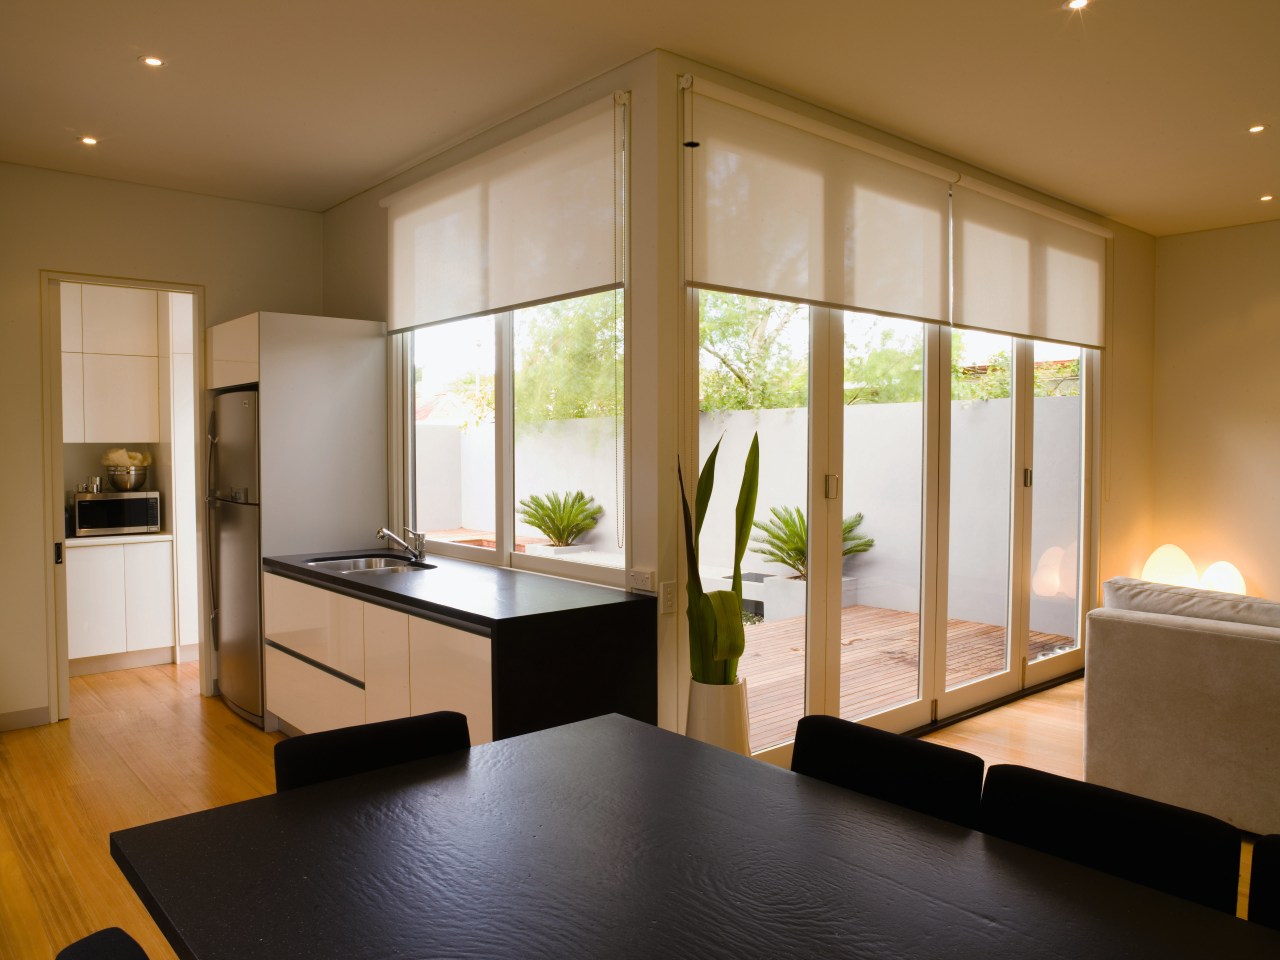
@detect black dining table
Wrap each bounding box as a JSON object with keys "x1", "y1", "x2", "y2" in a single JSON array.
[{"x1": 111, "y1": 713, "x2": 1278, "y2": 959}]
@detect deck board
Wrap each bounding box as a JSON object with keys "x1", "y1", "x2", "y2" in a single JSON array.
[{"x1": 739, "y1": 605, "x2": 1074, "y2": 753}]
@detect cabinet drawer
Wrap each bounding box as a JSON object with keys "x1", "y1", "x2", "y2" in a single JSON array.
[
  {"x1": 263, "y1": 574, "x2": 364, "y2": 680},
  {"x1": 265, "y1": 645, "x2": 364, "y2": 734}
]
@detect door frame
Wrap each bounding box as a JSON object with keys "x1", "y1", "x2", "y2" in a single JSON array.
[{"x1": 40, "y1": 271, "x2": 209, "y2": 720}]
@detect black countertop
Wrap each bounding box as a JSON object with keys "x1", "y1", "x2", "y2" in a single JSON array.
[{"x1": 263, "y1": 549, "x2": 651, "y2": 635}]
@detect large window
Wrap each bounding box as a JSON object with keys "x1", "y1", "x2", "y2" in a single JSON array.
[{"x1": 386, "y1": 94, "x2": 627, "y2": 580}]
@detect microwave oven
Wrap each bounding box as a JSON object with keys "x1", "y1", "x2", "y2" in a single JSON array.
[{"x1": 72, "y1": 491, "x2": 162, "y2": 536}]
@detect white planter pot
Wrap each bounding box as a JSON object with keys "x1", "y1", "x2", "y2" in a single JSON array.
[
  {"x1": 686, "y1": 678, "x2": 751, "y2": 755},
  {"x1": 524, "y1": 543, "x2": 592, "y2": 557}
]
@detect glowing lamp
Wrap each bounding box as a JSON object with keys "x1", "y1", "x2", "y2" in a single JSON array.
[
  {"x1": 1141, "y1": 544, "x2": 1197, "y2": 588},
  {"x1": 1199, "y1": 561, "x2": 1246, "y2": 595}
]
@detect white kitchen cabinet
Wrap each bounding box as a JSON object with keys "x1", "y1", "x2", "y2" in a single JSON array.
[
  {"x1": 82, "y1": 353, "x2": 160, "y2": 442},
  {"x1": 61, "y1": 283, "x2": 83, "y2": 352},
  {"x1": 66, "y1": 544, "x2": 127, "y2": 659},
  {"x1": 265, "y1": 646, "x2": 365, "y2": 734},
  {"x1": 67, "y1": 539, "x2": 174, "y2": 660},
  {"x1": 409, "y1": 618, "x2": 493, "y2": 744},
  {"x1": 62, "y1": 352, "x2": 84, "y2": 442},
  {"x1": 364, "y1": 604, "x2": 411, "y2": 723},
  {"x1": 124, "y1": 540, "x2": 175, "y2": 651},
  {"x1": 81, "y1": 284, "x2": 158, "y2": 356},
  {"x1": 262, "y1": 574, "x2": 365, "y2": 680},
  {"x1": 206, "y1": 313, "x2": 259, "y2": 389}
]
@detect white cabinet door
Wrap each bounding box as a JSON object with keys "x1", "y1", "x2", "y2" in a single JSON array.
[
  {"x1": 363, "y1": 604, "x2": 411, "y2": 723},
  {"x1": 206, "y1": 313, "x2": 259, "y2": 389},
  {"x1": 62, "y1": 352, "x2": 84, "y2": 442},
  {"x1": 263, "y1": 574, "x2": 365, "y2": 680},
  {"x1": 408, "y1": 618, "x2": 493, "y2": 744},
  {"x1": 61, "y1": 283, "x2": 83, "y2": 352},
  {"x1": 265, "y1": 646, "x2": 364, "y2": 734},
  {"x1": 66, "y1": 545, "x2": 127, "y2": 659},
  {"x1": 81, "y1": 284, "x2": 158, "y2": 356},
  {"x1": 82, "y1": 353, "x2": 159, "y2": 442},
  {"x1": 124, "y1": 540, "x2": 175, "y2": 651}
]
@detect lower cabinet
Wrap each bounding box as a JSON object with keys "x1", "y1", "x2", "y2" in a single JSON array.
[
  {"x1": 67, "y1": 539, "x2": 174, "y2": 660},
  {"x1": 263, "y1": 573, "x2": 494, "y2": 742}
]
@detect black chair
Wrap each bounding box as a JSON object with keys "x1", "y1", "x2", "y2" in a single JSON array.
[
  {"x1": 274, "y1": 710, "x2": 470, "y2": 792},
  {"x1": 56, "y1": 928, "x2": 148, "y2": 960},
  {"x1": 1248, "y1": 834, "x2": 1280, "y2": 930},
  {"x1": 980, "y1": 764, "x2": 1240, "y2": 913},
  {"x1": 790, "y1": 714, "x2": 985, "y2": 828}
]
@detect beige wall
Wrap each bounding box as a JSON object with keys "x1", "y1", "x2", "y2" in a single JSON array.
[
  {"x1": 0, "y1": 162, "x2": 323, "y2": 727},
  {"x1": 1097, "y1": 224, "x2": 1157, "y2": 588},
  {"x1": 1152, "y1": 220, "x2": 1280, "y2": 599}
]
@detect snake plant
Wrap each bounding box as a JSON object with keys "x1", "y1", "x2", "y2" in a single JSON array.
[{"x1": 679, "y1": 433, "x2": 760, "y2": 685}]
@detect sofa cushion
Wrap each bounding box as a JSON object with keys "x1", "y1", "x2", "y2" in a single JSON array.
[{"x1": 1103, "y1": 576, "x2": 1280, "y2": 629}]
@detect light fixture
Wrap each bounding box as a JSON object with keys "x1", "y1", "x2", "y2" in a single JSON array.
[
  {"x1": 78, "y1": 136, "x2": 98, "y2": 146},
  {"x1": 1064, "y1": 0, "x2": 1089, "y2": 9},
  {"x1": 139, "y1": 55, "x2": 166, "y2": 67},
  {"x1": 1199, "y1": 561, "x2": 1247, "y2": 595},
  {"x1": 1140, "y1": 544, "x2": 1197, "y2": 588},
  {"x1": 1263, "y1": 195, "x2": 1275, "y2": 202},
  {"x1": 1249, "y1": 124, "x2": 1266, "y2": 134}
]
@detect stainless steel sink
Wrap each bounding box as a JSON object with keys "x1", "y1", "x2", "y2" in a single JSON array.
[{"x1": 307, "y1": 556, "x2": 436, "y2": 575}]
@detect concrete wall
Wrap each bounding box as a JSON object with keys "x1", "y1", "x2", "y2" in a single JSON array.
[
  {"x1": 0, "y1": 161, "x2": 322, "y2": 728},
  {"x1": 1153, "y1": 220, "x2": 1280, "y2": 598}
]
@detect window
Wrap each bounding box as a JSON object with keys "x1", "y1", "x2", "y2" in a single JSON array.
[{"x1": 386, "y1": 94, "x2": 628, "y2": 581}]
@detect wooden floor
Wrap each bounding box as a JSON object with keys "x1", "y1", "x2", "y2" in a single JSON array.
[
  {"x1": 0, "y1": 665, "x2": 1252, "y2": 958},
  {"x1": 741, "y1": 604, "x2": 1075, "y2": 752}
]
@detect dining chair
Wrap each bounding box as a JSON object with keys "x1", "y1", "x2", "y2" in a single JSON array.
[
  {"x1": 56, "y1": 927, "x2": 148, "y2": 960},
  {"x1": 1248, "y1": 833, "x2": 1280, "y2": 930},
  {"x1": 790, "y1": 714, "x2": 985, "y2": 828},
  {"x1": 274, "y1": 710, "x2": 471, "y2": 792},
  {"x1": 980, "y1": 763, "x2": 1240, "y2": 913}
]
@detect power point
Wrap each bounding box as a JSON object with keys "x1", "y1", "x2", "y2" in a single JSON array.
[
  {"x1": 626, "y1": 568, "x2": 655, "y2": 592},
  {"x1": 659, "y1": 581, "x2": 676, "y2": 614}
]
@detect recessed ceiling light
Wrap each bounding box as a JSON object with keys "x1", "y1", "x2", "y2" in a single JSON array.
[
  {"x1": 1064, "y1": 0, "x2": 1089, "y2": 9},
  {"x1": 1263, "y1": 195, "x2": 1275, "y2": 203},
  {"x1": 78, "y1": 136, "x2": 98, "y2": 146},
  {"x1": 139, "y1": 55, "x2": 166, "y2": 67},
  {"x1": 1249, "y1": 124, "x2": 1266, "y2": 134}
]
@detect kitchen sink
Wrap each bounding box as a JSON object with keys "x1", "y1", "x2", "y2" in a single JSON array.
[{"x1": 307, "y1": 556, "x2": 436, "y2": 575}]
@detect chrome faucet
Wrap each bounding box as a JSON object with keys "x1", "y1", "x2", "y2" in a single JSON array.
[{"x1": 376, "y1": 527, "x2": 422, "y2": 561}]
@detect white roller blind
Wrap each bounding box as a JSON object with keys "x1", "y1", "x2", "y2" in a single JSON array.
[
  {"x1": 386, "y1": 96, "x2": 621, "y2": 331},
  {"x1": 688, "y1": 90, "x2": 950, "y2": 322},
  {"x1": 953, "y1": 185, "x2": 1106, "y2": 348}
]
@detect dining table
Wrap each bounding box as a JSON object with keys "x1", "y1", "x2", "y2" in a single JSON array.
[{"x1": 111, "y1": 713, "x2": 1279, "y2": 959}]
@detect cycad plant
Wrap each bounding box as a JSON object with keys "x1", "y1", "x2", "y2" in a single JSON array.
[
  {"x1": 749, "y1": 506, "x2": 874, "y2": 581},
  {"x1": 517, "y1": 491, "x2": 603, "y2": 546},
  {"x1": 679, "y1": 434, "x2": 760, "y2": 686}
]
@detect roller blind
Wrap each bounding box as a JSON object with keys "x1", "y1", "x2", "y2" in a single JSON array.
[
  {"x1": 687, "y1": 88, "x2": 950, "y2": 323},
  {"x1": 385, "y1": 96, "x2": 623, "y2": 331},
  {"x1": 953, "y1": 184, "x2": 1106, "y2": 348}
]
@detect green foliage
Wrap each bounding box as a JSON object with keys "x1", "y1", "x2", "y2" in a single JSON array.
[
  {"x1": 699, "y1": 293, "x2": 807, "y2": 412},
  {"x1": 679, "y1": 434, "x2": 760, "y2": 685},
  {"x1": 516, "y1": 491, "x2": 603, "y2": 546},
  {"x1": 513, "y1": 291, "x2": 623, "y2": 426},
  {"x1": 844, "y1": 328, "x2": 925, "y2": 405},
  {"x1": 749, "y1": 506, "x2": 875, "y2": 581}
]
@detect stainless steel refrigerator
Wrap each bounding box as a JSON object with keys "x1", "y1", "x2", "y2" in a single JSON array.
[{"x1": 207, "y1": 388, "x2": 263, "y2": 725}]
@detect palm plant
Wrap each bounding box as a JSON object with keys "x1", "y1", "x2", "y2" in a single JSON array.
[
  {"x1": 749, "y1": 506, "x2": 874, "y2": 581},
  {"x1": 517, "y1": 491, "x2": 603, "y2": 546}
]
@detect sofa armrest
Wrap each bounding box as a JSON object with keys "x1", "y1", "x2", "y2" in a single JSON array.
[{"x1": 1085, "y1": 606, "x2": 1280, "y2": 834}]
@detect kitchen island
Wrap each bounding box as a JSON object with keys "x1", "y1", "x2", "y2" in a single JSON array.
[{"x1": 260, "y1": 550, "x2": 656, "y2": 742}]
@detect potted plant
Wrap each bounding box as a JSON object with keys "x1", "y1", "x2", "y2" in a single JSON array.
[
  {"x1": 679, "y1": 433, "x2": 759, "y2": 754},
  {"x1": 750, "y1": 507, "x2": 874, "y2": 616},
  {"x1": 518, "y1": 491, "x2": 603, "y2": 555}
]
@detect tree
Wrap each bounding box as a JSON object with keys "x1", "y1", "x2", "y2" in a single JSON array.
[
  {"x1": 699, "y1": 292, "x2": 807, "y2": 411},
  {"x1": 513, "y1": 291, "x2": 624, "y2": 425}
]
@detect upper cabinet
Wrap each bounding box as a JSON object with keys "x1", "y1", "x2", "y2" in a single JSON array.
[
  {"x1": 206, "y1": 313, "x2": 259, "y2": 389},
  {"x1": 62, "y1": 282, "x2": 161, "y2": 443}
]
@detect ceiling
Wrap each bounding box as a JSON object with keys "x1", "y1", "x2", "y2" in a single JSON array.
[{"x1": 2, "y1": 0, "x2": 1276, "y2": 237}]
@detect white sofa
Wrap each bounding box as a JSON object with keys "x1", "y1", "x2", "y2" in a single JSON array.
[{"x1": 1085, "y1": 577, "x2": 1280, "y2": 836}]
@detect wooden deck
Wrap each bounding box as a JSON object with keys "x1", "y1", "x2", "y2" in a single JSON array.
[{"x1": 740, "y1": 605, "x2": 1074, "y2": 753}]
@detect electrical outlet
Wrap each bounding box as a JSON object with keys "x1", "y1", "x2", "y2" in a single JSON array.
[
  {"x1": 659, "y1": 581, "x2": 676, "y2": 614},
  {"x1": 626, "y1": 568, "x2": 655, "y2": 592}
]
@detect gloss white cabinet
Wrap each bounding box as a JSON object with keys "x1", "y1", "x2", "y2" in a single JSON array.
[
  {"x1": 82, "y1": 353, "x2": 160, "y2": 442},
  {"x1": 81, "y1": 285, "x2": 158, "y2": 356},
  {"x1": 408, "y1": 618, "x2": 493, "y2": 744},
  {"x1": 264, "y1": 645, "x2": 365, "y2": 734},
  {"x1": 364, "y1": 604, "x2": 411, "y2": 723},
  {"x1": 67, "y1": 539, "x2": 174, "y2": 660},
  {"x1": 262, "y1": 574, "x2": 365, "y2": 680}
]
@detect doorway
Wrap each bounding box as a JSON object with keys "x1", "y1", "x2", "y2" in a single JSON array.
[{"x1": 41, "y1": 272, "x2": 207, "y2": 719}]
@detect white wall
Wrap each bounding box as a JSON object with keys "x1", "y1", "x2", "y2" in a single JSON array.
[
  {"x1": 0, "y1": 162, "x2": 323, "y2": 728},
  {"x1": 1153, "y1": 220, "x2": 1280, "y2": 598}
]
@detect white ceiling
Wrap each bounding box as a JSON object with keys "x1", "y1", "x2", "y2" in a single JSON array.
[{"x1": 2, "y1": 0, "x2": 1276, "y2": 236}]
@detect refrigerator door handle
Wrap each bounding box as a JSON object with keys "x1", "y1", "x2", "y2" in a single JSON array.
[{"x1": 206, "y1": 423, "x2": 220, "y2": 651}]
